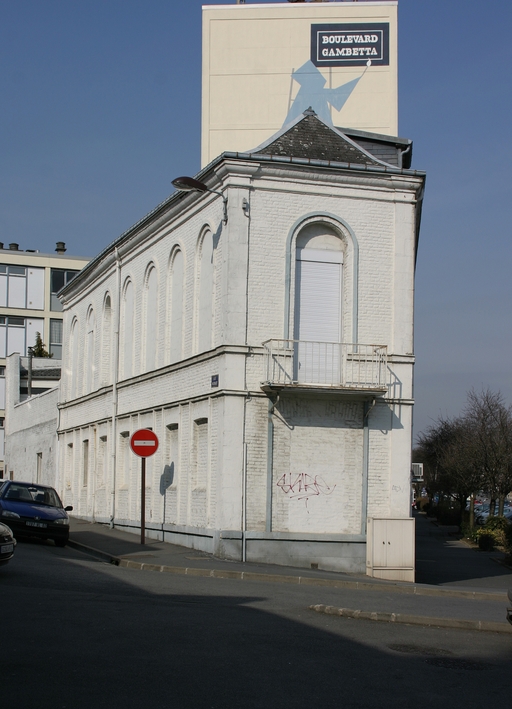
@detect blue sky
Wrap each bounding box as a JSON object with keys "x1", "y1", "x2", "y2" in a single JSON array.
[{"x1": 1, "y1": 0, "x2": 511, "y2": 437}]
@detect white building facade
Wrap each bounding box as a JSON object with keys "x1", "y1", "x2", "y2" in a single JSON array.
[
  {"x1": 4, "y1": 353, "x2": 61, "y2": 486},
  {"x1": 56, "y1": 113, "x2": 425, "y2": 574}
]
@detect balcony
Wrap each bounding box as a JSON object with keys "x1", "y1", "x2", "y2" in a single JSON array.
[{"x1": 261, "y1": 339, "x2": 388, "y2": 395}]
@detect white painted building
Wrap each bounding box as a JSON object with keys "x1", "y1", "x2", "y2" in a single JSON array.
[
  {"x1": 4, "y1": 353, "x2": 60, "y2": 486},
  {"x1": 40, "y1": 112, "x2": 423, "y2": 575}
]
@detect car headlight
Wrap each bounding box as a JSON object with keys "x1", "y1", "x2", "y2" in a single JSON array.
[
  {"x1": 54, "y1": 518, "x2": 69, "y2": 525},
  {"x1": 1, "y1": 510, "x2": 20, "y2": 519}
]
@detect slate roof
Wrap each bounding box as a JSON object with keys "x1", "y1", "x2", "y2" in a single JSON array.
[{"x1": 251, "y1": 109, "x2": 382, "y2": 166}]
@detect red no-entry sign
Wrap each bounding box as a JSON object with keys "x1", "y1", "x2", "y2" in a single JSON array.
[
  {"x1": 130, "y1": 429, "x2": 159, "y2": 546},
  {"x1": 130, "y1": 429, "x2": 159, "y2": 458}
]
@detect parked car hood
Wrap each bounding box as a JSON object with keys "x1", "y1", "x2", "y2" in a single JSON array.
[{"x1": 1, "y1": 500, "x2": 68, "y2": 521}]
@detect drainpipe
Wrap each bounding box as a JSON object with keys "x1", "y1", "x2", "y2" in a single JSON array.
[
  {"x1": 110, "y1": 247, "x2": 121, "y2": 528},
  {"x1": 242, "y1": 188, "x2": 251, "y2": 560},
  {"x1": 266, "y1": 394, "x2": 278, "y2": 532},
  {"x1": 56, "y1": 381, "x2": 62, "y2": 498},
  {"x1": 361, "y1": 397, "x2": 376, "y2": 536},
  {"x1": 92, "y1": 426, "x2": 97, "y2": 521},
  {"x1": 242, "y1": 440, "x2": 248, "y2": 562}
]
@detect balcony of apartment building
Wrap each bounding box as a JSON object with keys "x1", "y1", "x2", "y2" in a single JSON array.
[{"x1": 261, "y1": 339, "x2": 388, "y2": 397}]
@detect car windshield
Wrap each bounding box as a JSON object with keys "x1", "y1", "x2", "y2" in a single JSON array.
[{"x1": 1, "y1": 484, "x2": 62, "y2": 508}]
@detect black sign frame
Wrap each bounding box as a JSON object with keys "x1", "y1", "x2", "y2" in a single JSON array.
[{"x1": 311, "y1": 23, "x2": 389, "y2": 68}]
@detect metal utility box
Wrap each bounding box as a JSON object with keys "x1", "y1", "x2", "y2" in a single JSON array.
[{"x1": 366, "y1": 517, "x2": 415, "y2": 582}]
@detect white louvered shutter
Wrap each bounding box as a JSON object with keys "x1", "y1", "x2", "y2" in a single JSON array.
[{"x1": 295, "y1": 249, "x2": 342, "y2": 384}]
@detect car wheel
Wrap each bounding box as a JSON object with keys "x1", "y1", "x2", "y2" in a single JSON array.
[{"x1": 54, "y1": 539, "x2": 67, "y2": 548}]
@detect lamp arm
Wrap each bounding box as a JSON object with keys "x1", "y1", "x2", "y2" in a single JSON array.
[{"x1": 205, "y1": 188, "x2": 228, "y2": 225}]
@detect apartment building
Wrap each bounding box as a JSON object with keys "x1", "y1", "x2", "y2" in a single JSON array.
[{"x1": 0, "y1": 242, "x2": 89, "y2": 475}]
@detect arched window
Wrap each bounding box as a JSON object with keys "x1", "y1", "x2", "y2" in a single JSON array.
[
  {"x1": 101, "y1": 294, "x2": 112, "y2": 386},
  {"x1": 86, "y1": 308, "x2": 96, "y2": 393},
  {"x1": 294, "y1": 223, "x2": 345, "y2": 384},
  {"x1": 121, "y1": 280, "x2": 134, "y2": 379},
  {"x1": 144, "y1": 266, "x2": 158, "y2": 371},
  {"x1": 169, "y1": 250, "x2": 184, "y2": 363},
  {"x1": 195, "y1": 229, "x2": 214, "y2": 354},
  {"x1": 69, "y1": 317, "x2": 79, "y2": 399}
]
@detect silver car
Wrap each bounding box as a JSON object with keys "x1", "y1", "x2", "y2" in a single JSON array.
[{"x1": 0, "y1": 521, "x2": 16, "y2": 565}]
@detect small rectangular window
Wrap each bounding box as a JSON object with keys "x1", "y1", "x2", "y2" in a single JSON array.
[
  {"x1": 7, "y1": 274, "x2": 26, "y2": 308},
  {"x1": 50, "y1": 269, "x2": 79, "y2": 311},
  {"x1": 50, "y1": 269, "x2": 65, "y2": 293},
  {"x1": 50, "y1": 319, "x2": 63, "y2": 359}
]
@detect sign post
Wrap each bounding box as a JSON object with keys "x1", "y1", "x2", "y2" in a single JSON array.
[{"x1": 130, "y1": 429, "x2": 159, "y2": 544}]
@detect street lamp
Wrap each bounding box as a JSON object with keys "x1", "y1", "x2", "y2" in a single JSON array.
[{"x1": 172, "y1": 176, "x2": 228, "y2": 224}]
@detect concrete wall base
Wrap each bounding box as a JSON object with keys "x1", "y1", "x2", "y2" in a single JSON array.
[
  {"x1": 245, "y1": 539, "x2": 366, "y2": 574},
  {"x1": 102, "y1": 520, "x2": 368, "y2": 574}
]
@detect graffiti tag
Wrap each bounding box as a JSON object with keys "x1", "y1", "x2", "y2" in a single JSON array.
[{"x1": 276, "y1": 473, "x2": 336, "y2": 506}]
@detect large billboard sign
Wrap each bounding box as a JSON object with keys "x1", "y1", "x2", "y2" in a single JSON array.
[{"x1": 202, "y1": 2, "x2": 398, "y2": 166}]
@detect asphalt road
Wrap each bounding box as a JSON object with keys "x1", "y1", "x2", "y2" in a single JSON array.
[{"x1": 2, "y1": 539, "x2": 511, "y2": 709}]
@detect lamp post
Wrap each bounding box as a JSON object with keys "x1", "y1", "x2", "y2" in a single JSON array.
[
  {"x1": 172, "y1": 176, "x2": 228, "y2": 224},
  {"x1": 27, "y1": 346, "x2": 34, "y2": 397}
]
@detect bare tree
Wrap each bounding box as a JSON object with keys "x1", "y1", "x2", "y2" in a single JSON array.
[
  {"x1": 464, "y1": 389, "x2": 512, "y2": 517},
  {"x1": 415, "y1": 389, "x2": 512, "y2": 527},
  {"x1": 416, "y1": 416, "x2": 482, "y2": 526}
]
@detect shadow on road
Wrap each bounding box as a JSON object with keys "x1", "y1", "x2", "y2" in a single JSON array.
[{"x1": 2, "y1": 542, "x2": 511, "y2": 709}]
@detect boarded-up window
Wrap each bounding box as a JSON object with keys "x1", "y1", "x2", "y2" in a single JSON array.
[
  {"x1": 191, "y1": 418, "x2": 208, "y2": 527},
  {"x1": 83, "y1": 440, "x2": 89, "y2": 487},
  {"x1": 162, "y1": 423, "x2": 179, "y2": 524}
]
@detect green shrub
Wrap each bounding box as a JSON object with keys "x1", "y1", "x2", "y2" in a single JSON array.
[
  {"x1": 473, "y1": 517, "x2": 511, "y2": 549},
  {"x1": 504, "y1": 525, "x2": 512, "y2": 554},
  {"x1": 482, "y1": 516, "x2": 509, "y2": 547},
  {"x1": 484, "y1": 516, "x2": 509, "y2": 531},
  {"x1": 476, "y1": 531, "x2": 495, "y2": 551}
]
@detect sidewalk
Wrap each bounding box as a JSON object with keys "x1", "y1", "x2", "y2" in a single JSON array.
[
  {"x1": 415, "y1": 511, "x2": 512, "y2": 589},
  {"x1": 68, "y1": 514, "x2": 512, "y2": 634}
]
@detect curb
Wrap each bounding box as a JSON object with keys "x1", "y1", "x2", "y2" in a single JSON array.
[
  {"x1": 116, "y1": 558, "x2": 507, "y2": 601},
  {"x1": 309, "y1": 604, "x2": 512, "y2": 634},
  {"x1": 67, "y1": 539, "x2": 120, "y2": 565},
  {"x1": 69, "y1": 537, "x2": 508, "y2": 602}
]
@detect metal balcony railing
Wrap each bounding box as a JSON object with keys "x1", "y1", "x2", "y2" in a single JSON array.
[{"x1": 262, "y1": 339, "x2": 388, "y2": 390}]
